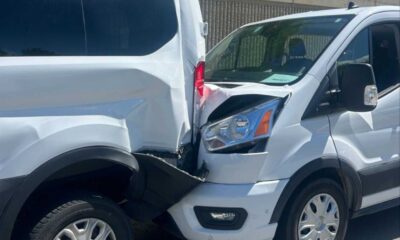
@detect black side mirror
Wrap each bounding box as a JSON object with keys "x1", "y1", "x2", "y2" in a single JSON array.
[{"x1": 338, "y1": 63, "x2": 378, "y2": 112}]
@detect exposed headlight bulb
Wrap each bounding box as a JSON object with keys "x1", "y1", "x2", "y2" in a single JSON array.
[{"x1": 229, "y1": 115, "x2": 249, "y2": 140}]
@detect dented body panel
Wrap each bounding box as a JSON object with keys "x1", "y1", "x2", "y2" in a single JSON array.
[
  {"x1": 170, "y1": 6, "x2": 400, "y2": 240},
  {"x1": 0, "y1": 0, "x2": 205, "y2": 180},
  {"x1": 0, "y1": 1, "x2": 206, "y2": 237},
  {"x1": 200, "y1": 83, "x2": 291, "y2": 126},
  {"x1": 199, "y1": 76, "x2": 337, "y2": 184}
]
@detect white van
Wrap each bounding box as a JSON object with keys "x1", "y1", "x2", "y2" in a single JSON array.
[
  {"x1": 0, "y1": 0, "x2": 206, "y2": 239},
  {"x1": 169, "y1": 6, "x2": 400, "y2": 240}
]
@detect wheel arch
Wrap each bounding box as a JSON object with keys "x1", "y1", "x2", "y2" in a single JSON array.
[
  {"x1": 269, "y1": 157, "x2": 362, "y2": 224},
  {"x1": 0, "y1": 146, "x2": 139, "y2": 240}
]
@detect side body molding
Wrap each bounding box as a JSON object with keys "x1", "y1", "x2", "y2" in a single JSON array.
[
  {"x1": 0, "y1": 146, "x2": 139, "y2": 240},
  {"x1": 269, "y1": 158, "x2": 362, "y2": 224}
]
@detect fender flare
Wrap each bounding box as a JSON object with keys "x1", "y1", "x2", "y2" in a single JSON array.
[
  {"x1": 269, "y1": 157, "x2": 362, "y2": 224},
  {"x1": 0, "y1": 146, "x2": 139, "y2": 240}
]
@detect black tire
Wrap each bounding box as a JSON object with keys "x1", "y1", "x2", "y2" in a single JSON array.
[
  {"x1": 28, "y1": 191, "x2": 134, "y2": 240},
  {"x1": 276, "y1": 179, "x2": 349, "y2": 240}
]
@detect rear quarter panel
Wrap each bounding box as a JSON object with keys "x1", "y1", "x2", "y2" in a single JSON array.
[{"x1": 0, "y1": 36, "x2": 191, "y2": 178}]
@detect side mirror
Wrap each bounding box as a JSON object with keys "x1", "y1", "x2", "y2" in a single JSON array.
[{"x1": 338, "y1": 63, "x2": 378, "y2": 112}]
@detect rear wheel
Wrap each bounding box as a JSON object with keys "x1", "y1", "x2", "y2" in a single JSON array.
[
  {"x1": 276, "y1": 179, "x2": 349, "y2": 240},
  {"x1": 28, "y1": 192, "x2": 134, "y2": 240}
]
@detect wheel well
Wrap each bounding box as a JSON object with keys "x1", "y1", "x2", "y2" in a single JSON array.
[
  {"x1": 273, "y1": 169, "x2": 350, "y2": 240},
  {"x1": 37, "y1": 159, "x2": 134, "y2": 201},
  {"x1": 271, "y1": 167, "x2": 351, "y2": 225},
  {"x1": 280, "y1": 168, "x2": 345, "y2": 221},
  {"x1": 11, "y1": 159, "x2": 135, "y2": 239},
  {"x1": 270, "y1": 157, "x2": 363, "y2": 225}
]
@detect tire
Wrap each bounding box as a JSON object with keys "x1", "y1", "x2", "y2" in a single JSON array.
[
  {"x1": 28, "y1": 191, "x2": 134, "y2": 240},
  {"x1": 276, "y1": 179, "x2": 349, "y2": 240}
]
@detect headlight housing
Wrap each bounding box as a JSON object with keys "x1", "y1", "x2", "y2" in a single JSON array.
[{"x1": 202, "y1": 99, "x2": 281, "y2": 152}]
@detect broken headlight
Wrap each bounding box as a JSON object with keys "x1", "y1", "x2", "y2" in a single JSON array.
[{"x1": 202, "y1": 99, "x2": 281, "y2": 152}]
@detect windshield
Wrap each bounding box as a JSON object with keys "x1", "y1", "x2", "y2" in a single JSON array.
[{"x1": 205, "y1": 15, "x2": 354, "y2": 85}]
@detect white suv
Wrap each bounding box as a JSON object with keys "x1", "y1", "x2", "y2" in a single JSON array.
[
  {"x1": 0, "y1": 0, "x2": 206, "y2": 239},
  {"x1": 169, "y1": 6, "x2": 400, "y2": 240}
]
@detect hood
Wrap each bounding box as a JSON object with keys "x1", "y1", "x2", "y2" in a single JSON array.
[{"x1": 200, "y1": 82, "x2": 292, "y2": 126}]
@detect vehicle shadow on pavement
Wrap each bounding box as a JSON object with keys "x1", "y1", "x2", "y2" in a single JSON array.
[
  {"x1": 134, "y1": 206, "x2": 400, "y2": 240},
  {"x1": 133, "y1": 221, "x2": 179, "y2": 240},
  {"x1": 346, "y1": 206, "x2": 400, "y2": 240}
]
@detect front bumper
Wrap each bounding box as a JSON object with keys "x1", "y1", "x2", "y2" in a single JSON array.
[{"x1": 168, "y1": 179, "x2": 288, "y2": 240}]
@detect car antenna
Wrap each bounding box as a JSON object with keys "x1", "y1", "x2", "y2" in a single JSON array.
[{"x1": 348, "y1": 1, "x2": 359, "y2": 9}]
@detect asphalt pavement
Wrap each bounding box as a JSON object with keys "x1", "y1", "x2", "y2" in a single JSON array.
[{"x1": 134, "y1": 206, "x2": 400, "y2": 240}]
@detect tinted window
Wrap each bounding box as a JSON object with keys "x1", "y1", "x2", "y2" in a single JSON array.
[
  {"x1": 337, "y1": 29, "x2": 370, "y2": 66},
  {"x1": 83, "y1": 0, "x2": 178, "y2": 56},
  {"x1": 371, "y1": 23, "x2": 400, "y2": 92},
  {"x1": 338, "y1": 24, "x2": 400, "y2": 93},
  {"x1": 0, "y1": 0, "x2": 85, "y2": 56}
]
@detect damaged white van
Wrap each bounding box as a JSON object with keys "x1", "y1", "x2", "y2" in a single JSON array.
[
  {"x1": 169, "y1": 6, "x2": 400, "y2": 240},
  {"x1": 0, "y1": 0, "x2": 206, "y2": 239}
]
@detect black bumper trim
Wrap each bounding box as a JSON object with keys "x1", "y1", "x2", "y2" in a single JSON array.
[
  {"x1": 125, "y1": 153, "x2": 204, "y2": 221},
  {"x1": 194, "y1": 206, "x2": 248, "y2": 230}
]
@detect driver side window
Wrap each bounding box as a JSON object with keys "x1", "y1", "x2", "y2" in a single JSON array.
[
  {"x1": 337, "y1": 29, "x2": 370, "y2": 66},
  {"x1": 337, "y1": 23, "x2": 400, "y2": 94}
]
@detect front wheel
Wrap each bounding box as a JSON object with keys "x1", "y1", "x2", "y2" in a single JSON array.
[
  {"x1": 277, "y1": 179, "x2": 349, "y2": 240},
  {"x1": 28, "y1": 192, "x2": 134, "y2": 240}
]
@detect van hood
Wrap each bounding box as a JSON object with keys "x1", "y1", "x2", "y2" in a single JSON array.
[{"x1": 200, "y1": 82, "x2": 292, "y2": 126}]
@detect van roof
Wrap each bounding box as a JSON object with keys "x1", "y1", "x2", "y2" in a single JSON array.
[{"x1": 243, "y1": 6, "x2": 400, "y2": 27}]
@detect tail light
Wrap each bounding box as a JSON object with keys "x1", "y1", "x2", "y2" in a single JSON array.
[{"x1": 194, "y1": 61, "x2": 205, "y2": 97}]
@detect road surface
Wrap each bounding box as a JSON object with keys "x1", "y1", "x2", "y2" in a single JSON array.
[{"x1": 134, "y1": 206, "x2": 400, "y2": 240}]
